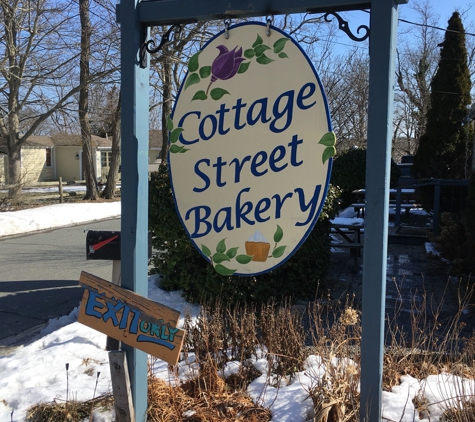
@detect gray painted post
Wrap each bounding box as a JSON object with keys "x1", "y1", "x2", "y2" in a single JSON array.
[
  {"x1": 109, "y1": 351, "x2": 135, "y2": 422},
  {"x1": 360, "y1": 1, "x2": 399, "y2": 421},
  {"x1": 119, "y1": 0, "x2": 149, "y2": 419}
]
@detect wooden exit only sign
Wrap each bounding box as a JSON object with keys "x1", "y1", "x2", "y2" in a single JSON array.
[{"x1": 78, "y1": 271, "x2": 185, "y2": 365}]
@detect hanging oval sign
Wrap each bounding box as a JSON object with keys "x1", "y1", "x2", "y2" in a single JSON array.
[{"x1": 168, "y1": 22, "x2": 335, "y2": 276}]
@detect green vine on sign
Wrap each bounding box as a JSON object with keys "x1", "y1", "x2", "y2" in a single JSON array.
[
  {"x1": 270, "y1": 225, "x2": 286, "y2": 258},
  {"x1": 201, "y1": 225, "x2": 287, "y2": 275},
  {"x1": 201, "y1": 239, "x2": 253, "y2": 276},
  {"x1": 184, "y1": 34, "x2": 290, "y2": 101},
  {"x1": 167, "y1": 116, "x2": 188, "y2": 154},
  {"x1": 318, "y1": 132, "x2": 336, "y2": 163}
]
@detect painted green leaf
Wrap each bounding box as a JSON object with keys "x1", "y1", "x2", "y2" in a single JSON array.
[
  {"x1": 237, "y1": 62, "x2": 251, "y2": 74},
  {"x1": 167, "y1": 116, "x2": 174, "y2": 131},
  {"x1": 272, "y1": 245, "x2": 286, "y2": 258},
  {"x1": 199, "y1": 66, "x2": 211, "y2": 78},
  {"x1": 215, "y1": 264, "x2": 237, "y2": 276},
  {"x1": 201, "y1": 244, "x2": 211, "y2": 257},
  {"x1": 213, "y1": 253, "x2": 231, "y2": 264},
  {"x1": 278, "y1": 52, "x2": 288, "y2": 59},
  {"x1": 216, "y1": 238, "x2": 226, "y2": 254},
  {"x1": 188, "y1": 51, "x2": 201, "y2": 72},
  {"x1": 235, "y1": 254, "x2": 253, "y2": 264},
  {"x1": 226, "y1": 247, "x2": 239, "y2": 259},
  {"x1": 256, "y1": 54, "x2": 274, "y2": 65},
  {"x1": 170, "y1": 127, "x2": 184, "y2": 144},
  {"x1": 184, "y1": 73, "x2": 200, "y2": 90},
  {"x1": 192, "y1": 90, "x2": 208, "y2": 101},
  {"x1": 252, "y1": 34, "x2": 263, "y2": 48},
  {"x1": 322, "y1": 146, "x2": 336, "y2": 163},
  {"x1": 179, "y1": 148, "x2": 189, "y2": 153},
  {"x1": 273, "y1": 37, "x2": 290, "y2": 54},
  {"x1": 254, "y1": 44, "x2": 271, "y2": 57},
  {"x1": 170, "y1": 144, "x2": 185, "y2": 154},
  {"x1": 274, "y1": 225, "x2": 283, "y2": 243},
  {"x1": 318, "y1": 132, "x2": 336, "y2": 147},
  {"x1": 210, "y1": 88, "x2": 230, "y2": 101},
  {"x1": 244, "y1": 48, "x2": 255, "y2": 59}
]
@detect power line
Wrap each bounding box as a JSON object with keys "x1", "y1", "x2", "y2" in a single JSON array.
[
  {"x1": 361, "y1": 8, "x2": 475, "y2": 37},
  {"x1": 399, "y1": 17, "x2": 475, "y2": 37}
]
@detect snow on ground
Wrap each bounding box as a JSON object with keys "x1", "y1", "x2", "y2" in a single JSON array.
[
  {"x1": 0, "y1": 202, "x2": 120, "y2": 237},
  {"x1": 1, "y1": 202, "x2": 471, "y2": 422}
]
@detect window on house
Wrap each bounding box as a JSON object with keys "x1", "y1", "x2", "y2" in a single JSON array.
[
  {"x1": 45, "y1": 148, "x2": 52, "y2": 167},
  {"x1": 101, "y1": 151, "x2": 111, "y2": 167}
]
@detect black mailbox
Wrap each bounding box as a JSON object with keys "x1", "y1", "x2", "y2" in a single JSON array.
[
  {"x1": 86, "y1": 230, "x2": 152, "y2": 261},
  {"x1": 86, "y1": 231, "x2": 121, "y2": 260},
  {"x1": 86, "y1": 231, "x2": 153, "y2": 260}
]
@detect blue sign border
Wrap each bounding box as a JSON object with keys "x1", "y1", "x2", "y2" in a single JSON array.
[{"x1": 168, "y1": 21, "x2": 333, "y2": 276}]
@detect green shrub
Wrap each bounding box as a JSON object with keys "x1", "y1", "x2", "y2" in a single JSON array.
[
  {"x1": 148, "y1": 163, "x2": 340, "y2": 305},
  {"x1": 431, "y1": 172, "x2": 475, "y2": 276},
  {"x1": 331, "y1": 147, "x2": 401, "y2": 207},
  {"x1": 431, "y1": 211, "x2": 475, "y2": 275},
  {"x1": 418, "y1": 182, "x2": 468, "y2": 214}
]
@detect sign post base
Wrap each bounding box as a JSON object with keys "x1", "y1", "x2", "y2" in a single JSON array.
[{"x1": 109, "y1": 351, "x2": 135, "y2": 422}]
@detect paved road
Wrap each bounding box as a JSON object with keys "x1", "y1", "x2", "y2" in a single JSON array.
[{"x1": 0, "y1": 218, "x2": 120, "y2": 348}]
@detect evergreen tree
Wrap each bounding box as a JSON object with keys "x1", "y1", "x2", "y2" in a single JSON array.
[{"x1": 412, "y1": 12, "x2": 472, "y2": 183}]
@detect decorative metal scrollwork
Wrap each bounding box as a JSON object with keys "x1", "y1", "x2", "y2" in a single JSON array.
[
  {"x1": 145, "y1": 24, "x2": 182, "y2": 54},
  {"x1": 140, "y1": 24, "x2": 182, "y2": 67},
  {"x1": 324, "y1": 12, "x2": 369, "y2": 42}
]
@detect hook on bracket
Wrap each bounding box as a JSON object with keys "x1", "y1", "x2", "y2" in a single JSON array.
[{"x1": 266, "y1": 14, "x2": 274, "y2": 36}]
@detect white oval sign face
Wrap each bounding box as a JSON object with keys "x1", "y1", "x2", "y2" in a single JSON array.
[{"x1": 169, "y1": 22, "x2": 334, "y2": 276}]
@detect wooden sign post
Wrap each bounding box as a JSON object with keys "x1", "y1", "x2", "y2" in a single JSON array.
[
  {"x1": 78, "y1": 271, "x2": 185, "y2": 365},
  {"x1": 120, "y1": 0, "x2": 406, "y2": 420}
]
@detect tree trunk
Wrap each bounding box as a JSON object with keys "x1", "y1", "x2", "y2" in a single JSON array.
[
  {"x1": 79, "y1": 0, "x2": 98, "y2": 200},
  {"x1": 101, "y1": 92, "x2": 121, "y2": 199},
  {"x1": 7, "y1": 142, "x2": 22, "y2": 197},
  {"x1": 3, "y1": 7, "x2": 23, "y2": 198}
]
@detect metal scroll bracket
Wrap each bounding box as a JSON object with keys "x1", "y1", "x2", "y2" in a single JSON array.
[
  {"x1": 324, "y1": 11, "x2": 370, "y2": 42},
  {"x1": 140, "y1": 24, "x2": 182, "y2": 68}
]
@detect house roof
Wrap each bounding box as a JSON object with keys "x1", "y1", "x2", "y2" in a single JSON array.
[
  {"x1": 0, "y1": 136, "x2": 53, "y2": 152},
  {"x1": 50, "y1": 134, "x2": 112, "y2": 148},
  {"x1": 23, "y1": 136, "x2": 54, "y2": 147},
  {"x1": 1, "y1": 131, "x2": 162, "y2": 151}
]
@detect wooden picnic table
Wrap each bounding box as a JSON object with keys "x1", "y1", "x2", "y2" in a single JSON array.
[
  {"x1": 351, "y1": 188, "x2": 418, "y2": 218},
  {"x1": 352, "y1": 188, "x2": 416, "y2": 203},
  {"x1": 331, "y1": 221, "x2": 363, "y2": 243},
  {"x1": 330, "y1": 219, "x2": 364, "y2": 268}
]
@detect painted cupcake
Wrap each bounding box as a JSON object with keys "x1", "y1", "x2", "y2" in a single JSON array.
[{"x1": 245, "y1": 230, "x2": 270, "y2": 262}]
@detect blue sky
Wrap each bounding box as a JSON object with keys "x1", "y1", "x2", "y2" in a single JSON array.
[
  {"x1": 411, "y1": 0, "x2": 473, "y2": 23},
  {"x1": 399, "y1": 0, "x2": 474, "y2": 30},
  {"x1": 324, "y1": 1, "x2": 474, "y2": 57}
]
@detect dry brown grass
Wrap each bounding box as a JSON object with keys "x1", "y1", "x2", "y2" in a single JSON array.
[
  {"x1": 25, "y1": 283, "x2": 475, "y2": 422},
  {"x1": 26, "y1": 394, "x2": 113, "y2": 422},
  {"x1": 305, "y1": 295, "x2": 362, "y2": 422},
  {"x1": 383, "y1": 278, "x2": 475, "y2": 390},
  {"x1": 147, "y1": 363, "x2": 271, "y2": 422},
  {"x1": 442, "y1": 399, "x2": 475, "y2": 421}
]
